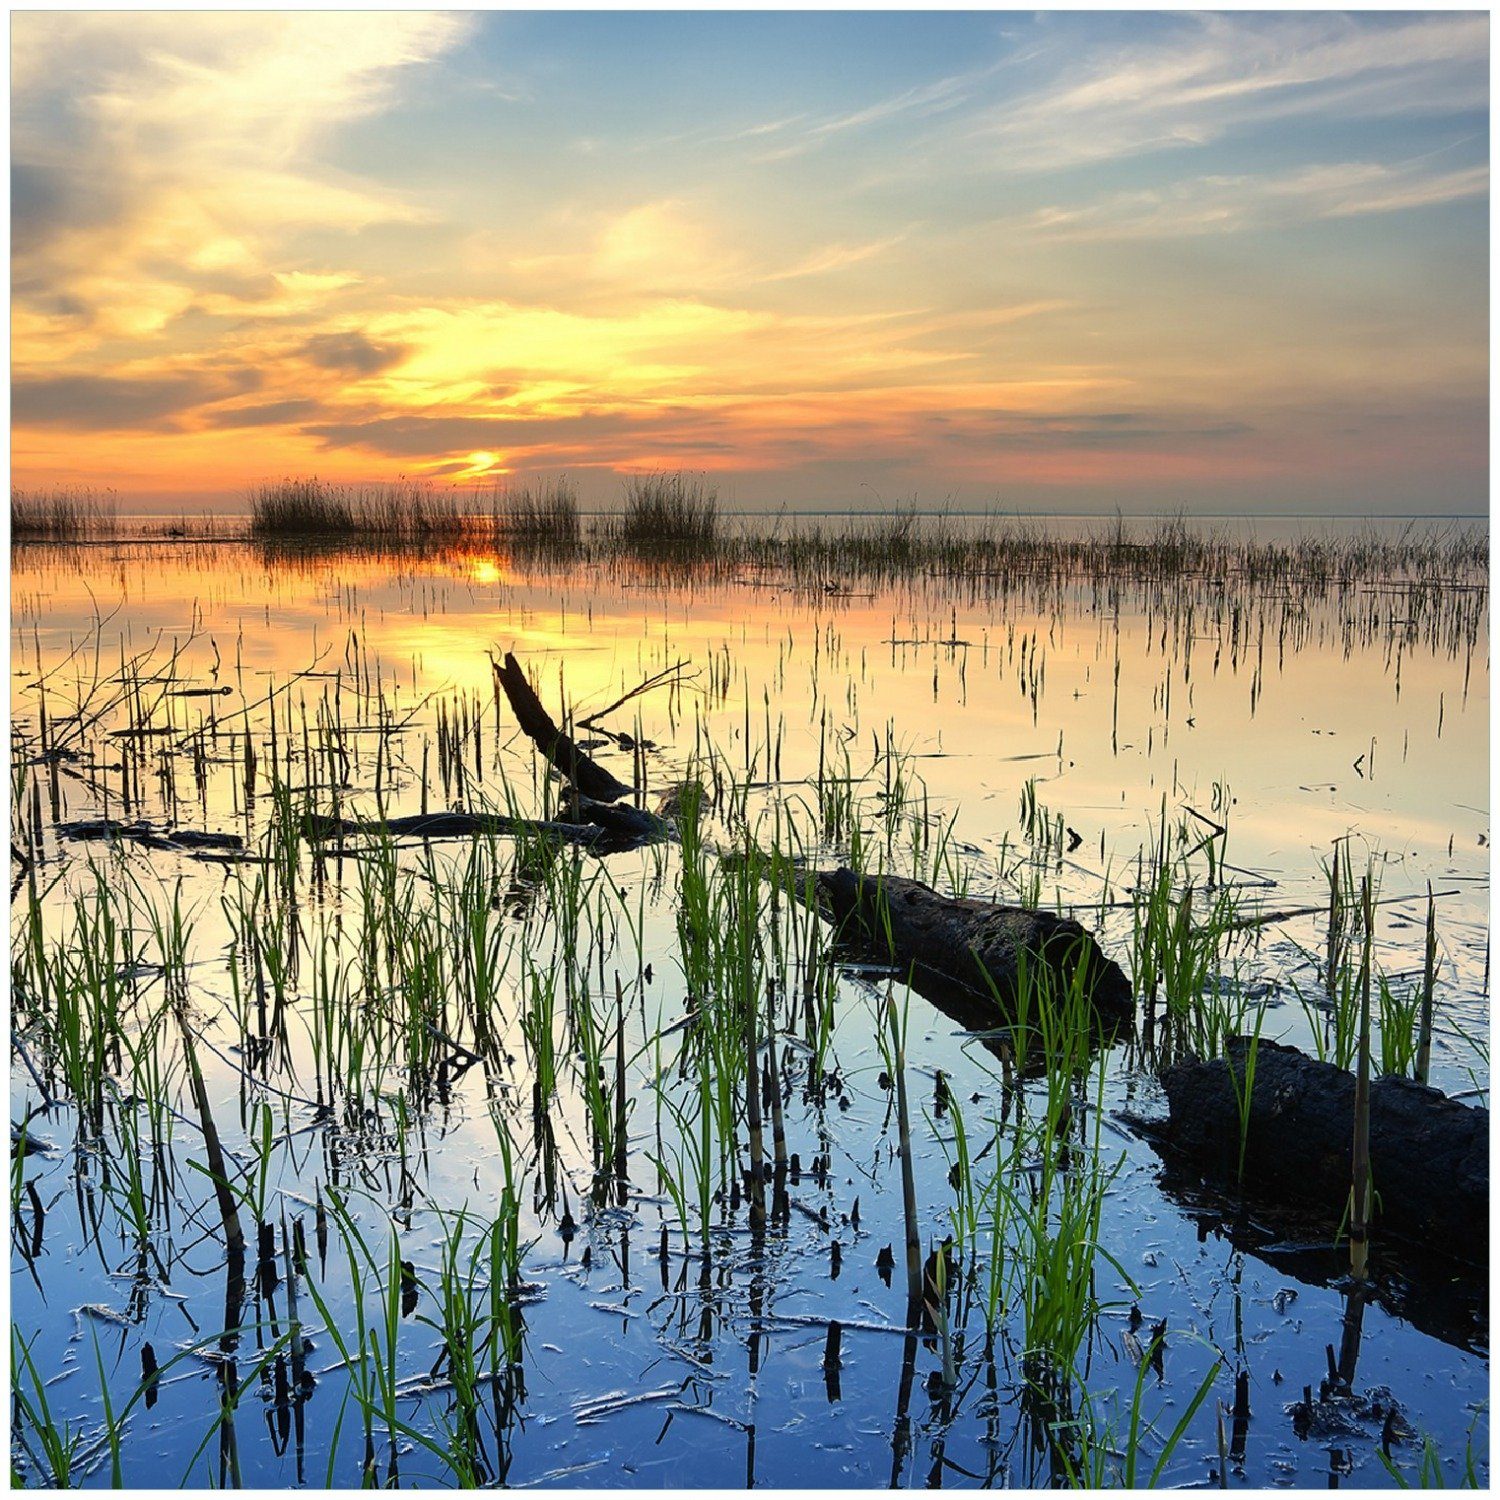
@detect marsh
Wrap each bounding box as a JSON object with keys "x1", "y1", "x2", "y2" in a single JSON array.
[{"x1": 9, "y1": 513, "x2": 1488, "y2": 1487}]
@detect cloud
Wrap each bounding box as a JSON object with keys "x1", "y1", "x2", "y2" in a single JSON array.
[
  {"x1": 1016, "y1": 159, "x2": 1488, "y2": 242},
  {"x1": 11, "y1": 13, "x2": 472, "y2": 353},
  {"x1": 927, "y1": 410, "x2": 1255, "y2": 451},
  {"x1": 762, "y1": 232, "x2": 913, "y2": 282},
  {"x1": 13, "y1": 369, "x2": 261, "y2": 429},
  {"x1": 750, "y1": 60, "x2": 1001, "y2": 163},
  {"x1": 204, "y1": 399, "x2": 325, "y2": 430},
  {"x1": 975, "y1": 13, "x2": 1489, "y2": 169},
  {"x1": 298, "y1": 375, "x2": 1180, "y2": 474},
  {"x1": 300, "y1": 331, "x2": 410, "y2": 376},
  {"x1": 507, "y1": 201, "x2": 753, "y2": 299},
  {"x1": 304, "y1": 410, "x2": 648, "y2": 458}
]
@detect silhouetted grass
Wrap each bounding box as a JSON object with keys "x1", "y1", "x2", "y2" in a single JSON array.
[
  {"x1": 739, "y1": 512, "x2": 1487, "y2": 592},
  {"x1": 493, "y1": 477, "x2": 580, "y2": 545},
  {"x1": 249, "y1": 478, "x2": 467, "y2": 540},
  {"x1": 11, "y1": 487, "x2": 116, "y2": 542},
  {"x1": 609, "y1": 472, "x2": 720, "y2": 546},
  {"x1": 20, "y1": 469, "x2": 1487, "y2": 603}
]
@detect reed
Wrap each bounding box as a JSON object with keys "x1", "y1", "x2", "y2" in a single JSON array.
[
  {"x1": 1226, "y1": 1007, "x2": 1268, "y2": 1184},
  {"x1": 249, "y1": 477, "x2": 467, "y2": 540},
  {"x1": 884, "y1": 991, "x2": 924, "y2": 1321},
  {"x1": 1063, "y1": 1333, "x2": 1222, "y2": 1487},
  {"x1": 1416, "y1": 884, "x2": 1437, "y2": 1084},
  {"x1": 11, "y1": 486, "x2": 117, "y2": 542},
  {"x1": 1349, "y1": 874, "x2": 1374, "y2": 1281},
  {"x1": 11, "y1": 1332, "x2": 84, "y2": 1485},
  {"x1": 610, "y1": 471, "x2": 720, "y2": 546},
  {"x1": 493, "y1": 476, "x2": 580, "y2": 544}
]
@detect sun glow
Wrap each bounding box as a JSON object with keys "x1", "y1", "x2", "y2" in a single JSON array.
[{"x1": 8, "y1": 11, "x2": 1486, "y2": 514}]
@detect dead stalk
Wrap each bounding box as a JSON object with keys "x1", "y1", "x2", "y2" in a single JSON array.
[
  {"x1": 1416, "y1": 884, "x2": 1436, "y2": 1085},
  {"x1": 1349, "y1": 874, "x2": 1373, "y2": 1281},
  {"x1": 888, "y1": 994, "x2": 923, "y2": 1322}
]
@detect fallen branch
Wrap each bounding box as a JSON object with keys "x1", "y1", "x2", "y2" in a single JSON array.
[
  {"x1": 58, "y1": 819, "x2": 244, "y2": 855},
  {"x1": 1219, "y1": 888, "x2": 1462, "y2": 936},
  {"x1": 302, "y1": 810, "x2": 607, "y2": 848},
  {"x1": 492, "y1": 651, "x2": 634, "y2": 804},
  {"x1": 577, "y1": 660, "x2": 698, "y2": 731}
]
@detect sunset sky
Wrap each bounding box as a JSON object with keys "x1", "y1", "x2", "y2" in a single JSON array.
[{"x1": 10, "y1": 10, "x2": 1489, "y2": 514}]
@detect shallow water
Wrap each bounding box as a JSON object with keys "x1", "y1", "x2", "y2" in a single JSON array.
[{"x1": 10, "y1": 533, "x2": 1489, "y2": 1488}]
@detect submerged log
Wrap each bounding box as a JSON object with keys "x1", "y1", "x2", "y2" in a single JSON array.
[
  {"x1": 566, "y1": 794, "x2": 673, "y2": 846},
  {"x1": 1158, "y1": 1038, "x2": 1487, "y2": 1266},
  {"x1": 492, "y1": 651, "x2": 634, "y2": 804},
  {"x1": 1144, "y1": 1138, "x2": 1487, "y2": 1350},
  {"x1": 59, "y1": 818, "x2": 244, "y2": 855},
  {"x1": 302, "y1": 810, "x2": 609, "y2": 848},
  {"x1": 302, "y1": 802, "x2": 670, "y2": 853},
  {"x1": 806, "y1": 868, "x2": 1134, "y2": 1029}
]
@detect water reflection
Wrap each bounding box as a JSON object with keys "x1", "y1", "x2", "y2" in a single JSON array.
[{"x1": 8, "y1": 531, "x2": 1488, "y2": 1489}]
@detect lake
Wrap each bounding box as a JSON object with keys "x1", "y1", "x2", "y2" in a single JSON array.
[{"x1": 9, "y1": 519, "x2": 1489, "y2": 1488}]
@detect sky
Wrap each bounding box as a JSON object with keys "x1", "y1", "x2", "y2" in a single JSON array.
[{"x1": 9, "y1": 9, "x2": 1490, "y2": 515}]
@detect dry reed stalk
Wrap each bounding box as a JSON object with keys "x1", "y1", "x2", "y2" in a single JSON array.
[
  {"x1": 613, "y1": 974, "x2": 629, "y2": 1204},
  {"x1": 888, "y1": 995, "x2": 923, "y2": 1322},
  {"x1": 1416, "y1": 884, "x2": 1436, "y2": 1085},
  {"x1": 1349, "y1": 875, "x2": 1373, "y2": 1281},
  {"x1": 1325, "y1": 841, "x2": 1344, "y2": 996},
  {"x1": 745, "y1": 984, "x2": 766, "y2": 1234},
  {"x1": 175, "y1": 1008, "x2": 246, "y2": 1263}
]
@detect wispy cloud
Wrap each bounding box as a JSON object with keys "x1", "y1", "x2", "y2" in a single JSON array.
[
  {"x1": 13, "y1": 367, "x2": 262, "y2": 429},
  {"x1": 975, "y1": 13, "x2": 1489, "y2": 169},
  {"x1": 1016, "y1": 159, "x2": 1488, "y2": 242},
  {"x1": 509, "y1": 202, "x2": 913, "y2": 297},
  {"x1": 749, "y1": 59, "x2": 1003, "y2": 163},
  {"x1": 12, "y1": 13, "x2": 471, "y2": 349}
]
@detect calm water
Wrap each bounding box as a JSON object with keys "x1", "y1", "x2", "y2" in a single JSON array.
[{"x1": 9, "y1": 532, "x2": 1489, "y2": 1488}]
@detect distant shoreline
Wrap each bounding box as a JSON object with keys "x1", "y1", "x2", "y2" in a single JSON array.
[{"x1": 98, "y1": 507, "x2": 1492, "y2": 523}]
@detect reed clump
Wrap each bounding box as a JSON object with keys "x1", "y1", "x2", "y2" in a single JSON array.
[
  {"x1": 610, "y1": 472, "x2": 720, "y2": 546},
  {"x1": 493, "y1": 477, "x2": 580, "y2": 545},
  {"x1": 249, "y1": 477, "x2": 467, "y2": 540},
  {"x1": 11, "y1": 486, "x2": 117, "y2": 542}
]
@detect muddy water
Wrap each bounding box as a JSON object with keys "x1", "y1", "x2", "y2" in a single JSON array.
[{"x1": 10, "y1": 533, "x2": 1489, "y2": 1488}]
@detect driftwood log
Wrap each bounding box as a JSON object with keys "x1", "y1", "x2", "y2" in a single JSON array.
[
  {"x1": 807, "y1": 868, "x2": 1134, "y2": 1029},
  {"x1": 1145, "y1": 1141, "x2": 1486, "y2": 1352},
  {"x1": 493, "y1": 652, "x2": 635, "y2": 804},
  {"x1": 302, "y1": 810, "x2": 610, "y2": 848},
  {"x1": 1158, "y1": 1038, "x2": 1487, "y2": 1266},
  {"x1": 59, "y1": 819, "x2": 245, "y2": 856},
  {"x1": 296, "y1": 654, "x2": 674, "y2": 854}
]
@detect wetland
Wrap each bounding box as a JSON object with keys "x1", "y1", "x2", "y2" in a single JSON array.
[{"x1": 8, "y1": 510, "x2": 1489, "y2": 1489}]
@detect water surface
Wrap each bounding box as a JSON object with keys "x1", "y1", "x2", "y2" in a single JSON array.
[{"x1": 10, "y1": 529, "x2": 1489, "y2": 1488}]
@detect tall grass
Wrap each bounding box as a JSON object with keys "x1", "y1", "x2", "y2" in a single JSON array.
[
  {"x1": 492, "y1": 477, "x2": 580, "y2": 544},
  {"x1": 611, "y1": 472, "x2": 720, "y2": 546},
  {"x1": 747, "y1": 512, "x2": 1489, "y2": 594},
  {"x1": 249, "y1": 478, "x2": 467, "y2": 540},
  {"x1": 11, "y1": 486, "x2": 117, "y2": 541}
]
